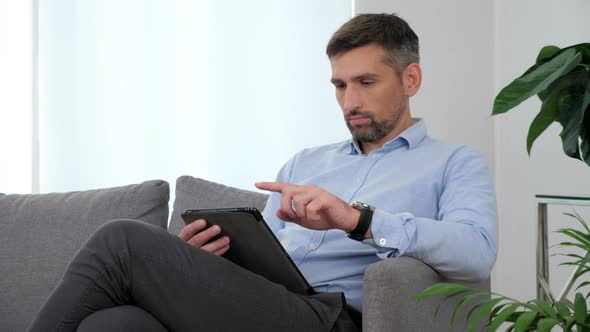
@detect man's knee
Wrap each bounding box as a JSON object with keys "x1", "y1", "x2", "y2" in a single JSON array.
[
  {"x1": 96, "y1": 219, "x2": 147, "y2": 237},
  {"x1": 87, "y1": 219, "x2": 156, "y2": 254},
  {"x1": 77, "y1": 306, "x2": 168, "y2": 332}
]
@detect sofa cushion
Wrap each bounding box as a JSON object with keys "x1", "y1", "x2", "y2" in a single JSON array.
[
  {"x1": 0, "y1": 180, "x2": 169, "y2": 331},
  {"x1": 168, "y1": 176, "x2": 268, "y2": 235}
]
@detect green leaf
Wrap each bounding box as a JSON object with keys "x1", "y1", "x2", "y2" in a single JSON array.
[
  {"x1": 451, "y1": 291, "x2": 491, "y2": 327},
  {"x1": 555, "y1": 302, "x2": 572, "y2": 320},
  {"x1": 567, "y1": 43, "x2": 590, "y2": 64},
  {"x1": 537, "y1": 46, "x2": 561, "y2": 63},
  {"x1": 532, "y1": 300, "x2": 558, "y2": 319},
  {"x1": 505, "y1": 312, "x2": 526, "y2": 323},
  {"x1": 434, "y1": 287, "x2": 472, "y2": 317},
  {"x1": 538, "y1": 43, "x2": 590, "y2": 67},
  {"x1": 558, "y1": 263, "x2": 590, "y2": 273},
  {"x1": 558, "y1": 241, "x2": 590, "y2": 253},
  {"x1": 574, "y1": 293, "x2": 587, "y2": 324},
  {"x1": 557, "y1": 71, "x2": 590, "y2": 160},
  {"x1": 534, "y1": 45, "x2": 583, "y2": 101},
  {"x1": 559, "y1": 253, "x2": 587, "y2": 261},
  {"x1": 537, "y1": 317, "x2": 560, "y2": 332},
  {"x1": 491, "y1": 302, "x2": 511, "y2": 319},
  {"x1": 559, "y1": 226, "x2": 590, "y2": 240},
  {"x1": 525, "y1": 70, "x2": 589, "y2": 154},
  {"x1": 518, "y1": 301, "x2": 545, "y2": 315},
  {"x1": 489, "y1": 304, "x2": 520, "y2": 331},
  {"x1": 574, "y1": 269, "x2": 590, "y2": 282},
  {"x1": 466, "y1": 298, "x2": 504, "y2": 332},
  {"x1": 559, "y1": 254, "x2": 590, "y2": 268},
  {"x1": 527, "y1": 93, "x2": 559, "y2": 154},
  {"x1": 560, "y1": 227, "x2": 590, "y2": 241},
  {"x1": 558, "y1": 227, "x2": 590, "y2": 249},
  {"x1": 513, "y1": 311, "x2": 537, "y2": 332},
  {"x1": 565, "y1": 316, "x2": 576, "y2": 330},
  {"x1": 581, "y1": 103, "x2": 590, "y2": 165},
  {"x1": 414, "y1": 283, "x2": 469, "y2": 300},
  {"x1": 559, "y1": 261, "x2": 590, "y2": 269},
  {"x1": 532, "y1": 44, "x2": 590, "y2": 101},
  {"x1": 564, "y1": 212, "x2": 590, "y2": 233},
  {"x1": 493, "y1": 48, "x2": 582, "y2": 115}
]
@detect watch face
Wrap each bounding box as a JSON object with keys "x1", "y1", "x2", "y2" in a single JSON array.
[{"x1": 351, "y1": 201, "x2": 370, "y2": 210}]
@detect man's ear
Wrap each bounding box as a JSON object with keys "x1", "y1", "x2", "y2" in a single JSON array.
[{"x1": 402, "y1": 63, "x2": 422, "y2": 97}]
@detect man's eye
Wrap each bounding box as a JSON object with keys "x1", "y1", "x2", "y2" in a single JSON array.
[
  {"x1": 335, "y1": 84, "x2": 346, "y2": 89},
  {"x1": 361, "y1": 81, "x2": 373, "y2": 86}
]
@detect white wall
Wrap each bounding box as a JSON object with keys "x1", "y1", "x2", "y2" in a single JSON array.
[
  {"x1": 355, "y1": 0, "x2": 495, "y2": 168},
  {"x1": 494, "y1": 0, "x2": 590, "y2": 301},
  {"x1": 0, "y1": 0, "x2": 34, "y2": 194}
]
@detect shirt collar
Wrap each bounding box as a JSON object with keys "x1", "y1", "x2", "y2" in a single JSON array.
[{"x1": 344, "y1": 118, "x2": 427, "y2": 155}]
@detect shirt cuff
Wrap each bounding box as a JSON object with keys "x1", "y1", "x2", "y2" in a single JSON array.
[{"x1": 361, "y1": 209, "x2": 415, "y2": 259}]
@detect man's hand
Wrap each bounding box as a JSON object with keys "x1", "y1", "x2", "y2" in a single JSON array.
[
  {"x1": 255, "y1": 182, "x2": 360, "y2": 232},
  {"x1": 178, "y1": 219, "x2": 230, "y2": 256}
]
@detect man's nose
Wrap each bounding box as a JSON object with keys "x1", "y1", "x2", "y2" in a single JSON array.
[{"x1": 343, "y1": 86, "x2": 361, "y2": 113}]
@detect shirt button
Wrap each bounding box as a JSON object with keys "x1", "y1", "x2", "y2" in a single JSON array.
[{"x1": 379, "y1": 238, "x2": 387, "y2": 246}]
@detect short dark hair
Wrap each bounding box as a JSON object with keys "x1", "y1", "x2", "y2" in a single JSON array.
[{"x1": 326, "y1": 13, "x2": 420, "y2": 74}]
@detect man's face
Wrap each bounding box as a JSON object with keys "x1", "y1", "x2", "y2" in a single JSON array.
[{"x1": 330, "y1": 44, "x2": 410, "y2": 144}]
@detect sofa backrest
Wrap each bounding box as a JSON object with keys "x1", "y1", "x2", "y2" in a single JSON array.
[
  {"x1": 168, "y1": 176, "x2": 268, "y2": 235},
  {"x1": 0, "y1": 180, "x2": 169, "y2": 331}
]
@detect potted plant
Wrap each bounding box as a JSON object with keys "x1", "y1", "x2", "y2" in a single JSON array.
[
  {"x1": 494, "y1": 43, "x2": 590, "y2": 163},
  {"x1": 416, "y1": 43, "x2": 590, "y2": 331}
]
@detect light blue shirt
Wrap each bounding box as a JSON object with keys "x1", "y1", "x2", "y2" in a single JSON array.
[{"x1": 261, "y1": 120, "x2": 498, "y2": 311}]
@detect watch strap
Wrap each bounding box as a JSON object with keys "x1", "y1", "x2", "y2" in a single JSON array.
[{"x1": 347, "y1": 201, "x2": 374, "y2": 241}]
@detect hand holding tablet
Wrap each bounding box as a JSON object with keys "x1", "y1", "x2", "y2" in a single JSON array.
[
  {"x1": 178, "y1": 218, "x2": 230, "y2": 256},
  {"x1": 181, "y1": 207, "x2": 315, "y2": 295}
]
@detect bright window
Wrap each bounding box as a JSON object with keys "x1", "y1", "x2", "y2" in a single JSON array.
[
  {"x1": 0, "y1": 0, "x2": 34, "y2": 194},
  {"x1": 37, "y1": 0, "x2": 351, "y2": 193}
]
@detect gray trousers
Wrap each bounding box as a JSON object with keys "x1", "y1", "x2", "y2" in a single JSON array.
[{"x1": 28, "y1": 219, "x2": 360, "y2": 332}]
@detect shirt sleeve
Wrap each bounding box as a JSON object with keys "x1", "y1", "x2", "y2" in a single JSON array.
[
  {"x1": 365, "y1": 146, "x2": 498, "y2": 281},
  {"x1": 261, "y1": 154, "x2": 300, "y2": 235}
]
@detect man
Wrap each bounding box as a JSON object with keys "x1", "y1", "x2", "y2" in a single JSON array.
[{"x1": 29, "y1": 13, "x2": 497, "y2": 332}]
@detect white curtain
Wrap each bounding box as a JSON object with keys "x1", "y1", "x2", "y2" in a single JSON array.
[
  {"x1": 0, "y1": 0, "x2": 34, "y2": 194},
  {"x1": 37, "y1": 0, "x2": 351, "y2": 193}
]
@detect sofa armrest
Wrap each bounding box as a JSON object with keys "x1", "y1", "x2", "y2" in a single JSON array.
[{"x1": 362, "y1": 256, "x2": 490, "y2": 332}]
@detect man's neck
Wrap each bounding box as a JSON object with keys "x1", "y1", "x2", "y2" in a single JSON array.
[{"x1": 359, "y1": 116, "x2": 414, "y2": 154}]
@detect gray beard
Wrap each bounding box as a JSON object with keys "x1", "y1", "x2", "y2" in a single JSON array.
[
  {"x1": 347, "y1": 119, "x2": 393, "y2": 142},
  {"x1": 346, "y1": 110, "x2": 402, "y2": 143}
]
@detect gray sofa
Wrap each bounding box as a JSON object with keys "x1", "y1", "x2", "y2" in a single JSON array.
[{"x1": 0, "y1": 176, "x2": 489, "y2": 331}]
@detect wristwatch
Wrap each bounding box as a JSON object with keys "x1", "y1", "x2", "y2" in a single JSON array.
[{"x1": 347, "y1": 201, "x2": 374, "y2": 241}]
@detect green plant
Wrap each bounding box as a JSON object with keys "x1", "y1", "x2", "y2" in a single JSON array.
[
  {"x1": 416, "y1": 43, "x2": 590, "y2": 331},
  {"x1": 415, "y1": 212, "x2": 590, "y2": 332},
  {"x1": 493, "y1": 43, "x2": 590, "y2": 165}
]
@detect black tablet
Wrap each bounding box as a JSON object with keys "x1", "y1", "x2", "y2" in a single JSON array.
[{"x1": 181, "y1": 207, "x2": 315, "y2": 295}]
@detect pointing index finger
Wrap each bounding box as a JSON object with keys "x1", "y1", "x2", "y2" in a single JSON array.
[{"x1": 255, "y1": 182, "x2": 288, "y2": 193}]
